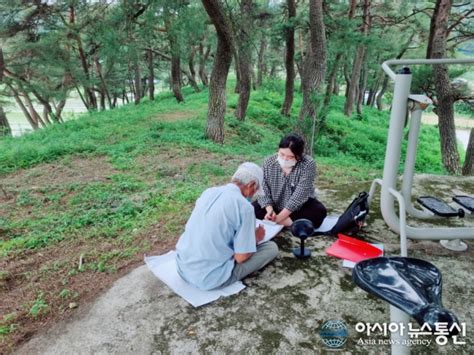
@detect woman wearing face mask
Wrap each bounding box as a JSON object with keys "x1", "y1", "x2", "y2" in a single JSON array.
[{"x1": 252, "y1": 133, "x2": 327, "y2": 228}]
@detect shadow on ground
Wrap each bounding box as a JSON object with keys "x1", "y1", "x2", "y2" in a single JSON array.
[{"x1": 18, "y1": 175, "x2": 473, "y2": 354}]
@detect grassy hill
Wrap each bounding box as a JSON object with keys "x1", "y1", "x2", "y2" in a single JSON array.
[{"x1": 0, "y1": 81, "x2": 445, "y2": 349}]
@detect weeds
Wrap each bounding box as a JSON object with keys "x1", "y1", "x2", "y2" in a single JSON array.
[{"x1": 29, "y1": 293, "x2": 48, "y2": 318}]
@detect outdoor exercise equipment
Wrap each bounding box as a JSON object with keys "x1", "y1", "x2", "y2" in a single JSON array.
[
  {"x1": 365, "y1": 58, "x2": 474, "y2": 355},
  {"x1": 368, "y1": 58, "x2": 474, "y2": 257},
  {"x1": 353, "y1": 257, "x2": 460, "y2": 335}
]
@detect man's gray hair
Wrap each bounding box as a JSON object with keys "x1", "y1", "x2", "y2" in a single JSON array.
[{"x1": 231, "y1": 162, "x2": 264, "y2": 195}]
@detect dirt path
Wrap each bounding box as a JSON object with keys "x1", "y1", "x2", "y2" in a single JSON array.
[{"x1": 422, "y1": 113, "x2": 473, "y2": 128}]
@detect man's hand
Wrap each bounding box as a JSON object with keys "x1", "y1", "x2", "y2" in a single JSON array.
[
  {"x1": 256, "y1": 224, "x2": 265, "y2": 243},
  {"x1": 234, "y1": 252, "x2": 252, "y2": 264}
]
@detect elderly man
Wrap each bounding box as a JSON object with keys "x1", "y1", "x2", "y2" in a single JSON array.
[{"x1": 176, "y1": 162, "x2": 279, "y2": 290}]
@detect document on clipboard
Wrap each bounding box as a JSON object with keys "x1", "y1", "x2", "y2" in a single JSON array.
[{"x1": 256, "y1": 219, "x2": 284, "y2": 245}]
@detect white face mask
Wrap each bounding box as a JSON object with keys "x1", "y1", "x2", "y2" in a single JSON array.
[{"x1": 277, "y1": 156, "x2": 297, "y2": 169}]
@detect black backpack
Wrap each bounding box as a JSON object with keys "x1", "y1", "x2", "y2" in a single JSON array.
[{"x1": 329, "y1": 191, "x2": 369, "y2": 235}]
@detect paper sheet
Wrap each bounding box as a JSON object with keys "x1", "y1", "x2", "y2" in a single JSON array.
[
  {"x1": 256, "y1": 215, "x2": 340, "y2": 245},
  {"x1": 145, "y1": 251, "x2": 246, "y2": 307},
  {"x1": 314, "y1": 215, "x2": 339, "y2": 233},
  {"x1": 256, "y1": 219, "x2": 284, "y2": 245},
  {"x1": 342, "y1": 243, "x2": 384, "y2": 268}
]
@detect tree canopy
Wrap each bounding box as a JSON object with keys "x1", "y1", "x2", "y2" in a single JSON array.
[{"x1": 0, "y1": 0, "x2": 472, "y2": 173}]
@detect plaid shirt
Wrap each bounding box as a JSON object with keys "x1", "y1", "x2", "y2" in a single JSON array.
[{"x1": 257, "y1": 154, "x2": 317, "y2": 212}]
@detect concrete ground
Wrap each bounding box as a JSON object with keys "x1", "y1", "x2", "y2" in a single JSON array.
[{"x1": 18, "y1": 175, "x2": 474, "y2": 354}]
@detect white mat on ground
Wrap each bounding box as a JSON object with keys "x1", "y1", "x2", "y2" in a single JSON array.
[{"x1": 145, "y1": 250, "x2": 245, "y2": 308}]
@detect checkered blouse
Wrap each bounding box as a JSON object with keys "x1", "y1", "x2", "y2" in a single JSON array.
[{"x1": 257, "y1": 154, "x2": 317, "y2": 212}]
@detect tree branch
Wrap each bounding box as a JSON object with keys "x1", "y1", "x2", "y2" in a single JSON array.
[{"x1": 447, "y1": 9, "x2": 473, "y2": 35}]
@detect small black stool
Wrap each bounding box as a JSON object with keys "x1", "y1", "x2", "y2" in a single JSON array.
[{"x1": 291, "y1": 219, "x2": 314, "y2": 259}]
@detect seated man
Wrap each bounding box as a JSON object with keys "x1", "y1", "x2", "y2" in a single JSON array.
[{"x1": 176, "y1": 162, "x2": 279, "y2": 290}]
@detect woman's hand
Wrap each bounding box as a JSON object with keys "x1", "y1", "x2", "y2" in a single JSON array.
[
  {"x1": 264, "y1": 210, "x2": 276, "y2": 221},
  {"x1": 264, "y1": 206, "x2": 276, "y2": 221},
  {"x1": 275, "y1": 208, "x2": 292, "y2": 226}
]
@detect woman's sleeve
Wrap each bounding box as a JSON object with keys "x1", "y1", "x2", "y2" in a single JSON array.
[
  {"x1": 257, "y1": 159, "x2": 274, "y2": 208},
  {"x1": 284, "y1": 159, "x2": 316, "y2": 212}
]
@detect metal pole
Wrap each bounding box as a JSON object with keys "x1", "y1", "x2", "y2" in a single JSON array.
[
  {"x1": 380, "y1": 70, "x2": 412, "y2": 234},
  {"x1": 388, "y1": 188, "x2": 410, "y2": 355},
  {"x1": 401, "y1": 106, "x2": 433, "y2": 219},
  {"x1": 390, "y1": 306, "x2": 411, "y2": 355}
]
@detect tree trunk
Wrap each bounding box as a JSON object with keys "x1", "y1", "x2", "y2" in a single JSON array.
[
  {"x1": 356, "y1": 55, "x2": 368, "y2": 115},
  {"x1": 234, "y1": 53, "x2": 251, "y2": 120},
  {"x1": 55, "y1": 71, "x2": 73, "y2": 119},
  {"x1": 429, "y1": 0, "x2": 460, "y2": 174},
  {"x1": 198, "y1": 43, "x2": 210, "y2": 86},
  {"x1": 297, "y1": 0, "x2": 327, "y2": 154},
  {"x1": 183, "y1": 70, "x2": 201, "y2": 92},
  {"x1": 367, "y1": 71, "x2": 381, "y2": 107},
  {"x1": 281, "y1": 0, "x2": 296, "y2": 116},
  {"x1": 75, "y1": 85, "x2": 89, "y2": 110},
  {"x1": 462, "y1": 128, "x2": 473, "y2": 175},
  {"x1": 147, "y1": 49, "x2": 155, "y2": 101},
  {"x1": 251, "y1": 69, "x2": 257, "y2": 90},
  {"x1": 170, "y1": 35, "x2": 184, "y2": 103},
  {"x1": 123, "y1": 89, "x2": 129, "y2": 104},
  {"x1": 0, "y1": 106, "x2": 11, "y2": 136},
  {"x1": 12, "y1": 83, "x2": 46, "y2": 128},
  {"x1": 55, "y1": 97, "x2": 67, "y2": 120},
  {"x1": 348, "y1": 0, "x2": 357, "y2": 18},
  {"x1": 42, "y1": 104, "x2": 53, "y2": 123},
  {"x1": 344, "y1": 63, "x2": 351, "y2": 98},
  {"x1": 323, "y1": 53, "x2": 342, "y2": 107},
  {"x1": 344, "y1": 47, "x2": 365, "y2": 116},
  {"x1": 99, "y1": 90, "x2": 106, "y2": 110},
  {"x1": 376, "y1": 75, "x2": 388, "y2": 110},
  {"x1": 234, "y1": 58, "x2": 240, "y2": 94},
  {"x1": 202, "y1": 0, "x2": 234, "y2": 143},
  {"x1": 0, "y1": 49, "x2": 11, "y2": 136},
  {"x1": 69, "y1": 5, "x2": 97, "y2": 111},
  {"x1": 21, "y1": 88, "x2": 46, "y2": 128},
  {"x1": 0, "y1": 47, "x2": 3, "y2": 82},
  {"x1": 8, "y1": 84, "x2": 38, "y2": 130},
  {"x1": 344, "y1": 0, "x2": 371, "y2": 117},
  {"x1": 256, "y1": 37, "x2": 267, "y2": 88},
  {"x1": 133, "y1": 55, "x2": 141, "y2": 105},
  {"x1": 94, "y1": 56, "x2": 112, "y2": 108},
  {"x1": 188, "y1": 47, "x2": 200, "y2": 92},
  {"x1": 234, "y1": 0, "x2": 253, "y2": 121}
]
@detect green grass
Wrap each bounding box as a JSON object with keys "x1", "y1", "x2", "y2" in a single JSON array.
[{"x1": 0, "y1": 82, "x2": 446, "y2": 257}]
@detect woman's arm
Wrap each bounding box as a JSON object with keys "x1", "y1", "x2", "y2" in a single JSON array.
[
  {"x1": 284, "y1": 158, "x2": 316, "y2": 212},
  {"x1": 257, "y1": 157, "x2": 275, "y2": 208}
]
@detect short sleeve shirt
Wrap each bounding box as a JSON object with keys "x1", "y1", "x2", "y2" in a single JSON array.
[
  {"x1": 176, "y1": 183, "x2": 257, "y2": 290},
  {"x1": 257, "y1": 154, "x2": 316, "y2": 212}
]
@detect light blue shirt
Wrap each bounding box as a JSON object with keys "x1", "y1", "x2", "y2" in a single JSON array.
[{"x1": 176, "y1": 183, "x2": 257, "y2": 290}]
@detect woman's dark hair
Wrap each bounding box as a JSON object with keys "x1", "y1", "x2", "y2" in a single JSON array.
[{"x1": 279, "y1": 133, "x2": 305, "y2": 160}]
